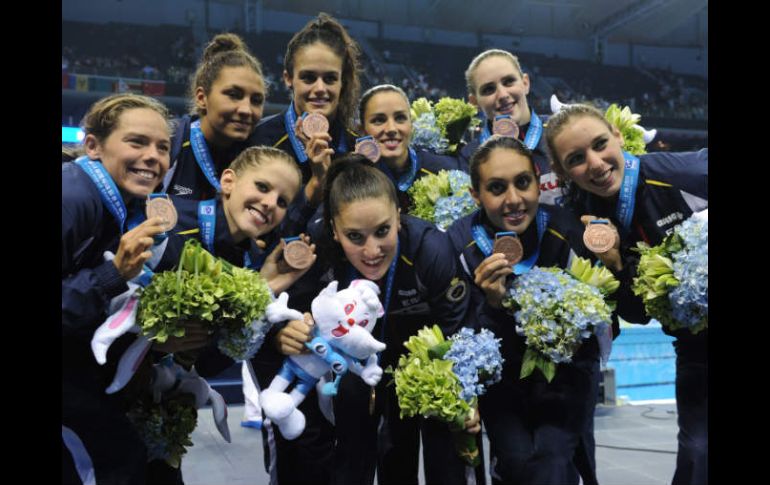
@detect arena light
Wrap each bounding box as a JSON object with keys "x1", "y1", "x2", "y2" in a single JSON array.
[{"x1": 62, "y1": 126, "x2": 84, "y2": 143}]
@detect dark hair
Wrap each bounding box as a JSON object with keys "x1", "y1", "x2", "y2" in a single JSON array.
[
  {"x1": 284, "y1": 13, "x2": 361, "y2": 130},
  {"x1": 189, "y1": 33, "x2": 264, "y2": 116},
  {"x1": 319, "y1": 154, "x2": 399, "y2": 264},
  {"x1": 358, "y1": 84, "x2": 410, "y2": 126},
  {"x1": 469, "y1": 135, "x2": 535, "y2": 192},
  {"x1": 544, "y1": 103, "x2": 610, "y2": 210},
  {"x1": 81, "y1": 93, "x2": 172, "y2": 143}
]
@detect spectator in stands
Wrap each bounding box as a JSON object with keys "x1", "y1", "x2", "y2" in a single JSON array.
[{"x1": 545, "y1": 103, "x2": 708, "y2": 485}]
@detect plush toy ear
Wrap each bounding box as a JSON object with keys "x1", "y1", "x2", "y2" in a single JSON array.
[{"x1": 320, "y1": 280, "x2": 339, "y2": 297}]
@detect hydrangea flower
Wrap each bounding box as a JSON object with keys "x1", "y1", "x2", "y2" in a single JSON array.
[
  {"x1": 632, "y1": 213, "x2": 707, "y2": 334},
  {"x1": 503, "y1": 267, "x2": 613, "y2": 381},
  {"x1": 409, "y1": 170, "x2": 476, "y2": 229},
  {"x1": 390, "y1": 324, "x2": 503, "y2": 466}
]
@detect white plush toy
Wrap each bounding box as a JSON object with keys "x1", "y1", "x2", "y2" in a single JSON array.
[{"x1": 261, "y1": 279, "x2": 387, "y2": 440}]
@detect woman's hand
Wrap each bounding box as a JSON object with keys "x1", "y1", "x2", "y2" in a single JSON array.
[
  {"x1": 464, "y1": 405, "x2": 481, "y2": 434},
  {"x1": 260, "y1": 234, "x2": 317, "y2": 295},
  {"x1": 152, "y1": 321, "x2": 212, "y2": 354},
  {"x1": 581, "y1": 215, "x2": 623, "y2": 272},
  {"x1": 113, "y1": 217, "x2": 166, "y2": 280},
  {"x1": 274, "y1": 312, "x2": 315, "y2": 355},
  {"x1": 474, "y1": 253, "x2": 513, "y2": 309}
]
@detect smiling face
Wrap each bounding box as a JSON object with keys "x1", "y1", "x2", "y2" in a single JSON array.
[
  {"x1": 332, "y1": 196, "x2": 400, "y2": 281},
  {"x1": 551, "y1": 115, "x2": 626, "y2": 199},
  {"x1": 362, "y1": 90, "x2": 412, "y2": 168},
  {"x1": 84, "y1": 107, "x2": 171, "y2": 200},
  {"x1": 469, "y1": 55, "x2": 531, "y2": 127},
  {"x1": 196, "y1": 66, "x2": 265, "y2": 146},
  {"x1": 285, "y1": 42, "x2": 343, "y2": 121},
  {"x1": 471, "y1": 147, "x2": 540, "y2": 234},
  {"x1": 220, "y1": 157, "x2": 300, "y2": 242}
]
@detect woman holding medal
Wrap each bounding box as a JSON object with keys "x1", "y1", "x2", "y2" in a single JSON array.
[
  {"x1": 276, "y1": 154, "x2": 482, "y2": 485},
  {"x1": 446, "y1": 135, "x2": 601, "y2": 485},
  {"x1": 62, "y1": 93, "x2": 209, "y2": 485},
  {"x1": 357, "y1": 84, "x2": 466, "y2": 210},
  {"x1": 163, "y1": 32, "x2": 267, "y2": 201},
  {"x1": 460, "y1": 49, "x2": 563, "y2": 208},
  {"x1": 248, "y1": 12, "x2": 361, "y2": 235},
  {"x1": 545, "y1": 103, "x2": 708, "y2": 485}
]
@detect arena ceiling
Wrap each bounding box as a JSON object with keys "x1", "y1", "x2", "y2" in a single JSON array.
[{"x1": 255, "y1": 0, "x2": 707, "y2": 47}]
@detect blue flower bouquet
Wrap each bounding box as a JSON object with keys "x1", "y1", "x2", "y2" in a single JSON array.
[
  {"x1": 408, "y1": 169, "x2": 477, "y2": 230},
  {"x1": 632, "y1": 210, "x2": 708, "y2": 334},
  {"x1": 502, "y1": 257, "x2": 618, "y2": 382},
  {"x1": 390, "y1": 325, "x2": 503, "y2": 466},
  {"x1": 410, "y1": 97, "x2": 480, "y2": 154}
]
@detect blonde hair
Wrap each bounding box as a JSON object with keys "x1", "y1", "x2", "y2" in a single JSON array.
[
  {"x1": 465, "y1": 49, "x2": 524, "y2": 96},
  {"x1": 228, "y1": 146, "x2": 302, "y2": 185}
]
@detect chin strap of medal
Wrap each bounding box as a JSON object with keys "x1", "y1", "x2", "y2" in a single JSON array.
[{"x1": 90, "y1": 193, "x2": 171, "y2": 393}]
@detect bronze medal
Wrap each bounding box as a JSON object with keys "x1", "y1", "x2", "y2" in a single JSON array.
[
  {"x1": 583, "y1": 222, "x2": 617, "y2": 254},
  {"x1": 301, "y1": 112, "x2": 329, "y2": 137},
  {"x1": 493, "y1": 116, "x2": 520, "y2": 138},
  {"x1": 145, "y1": 196, "x2": 178, "y2": 232},
  {"x1": 283, "y1": 239, "x2": 314, "y2": 270},
  {"x1": 369, "y1": 387, "x2": 376, "y2": 416},
  {"x1": 493, "y1": 235, "x2": 524, "y2": 266},
  {"x1": 355, "y1": 137, "x2": 381, "y2": 163}
]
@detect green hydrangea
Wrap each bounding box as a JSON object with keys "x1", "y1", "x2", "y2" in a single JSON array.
[{"x1": 126, "y1": 393, "x2": 198, "y2": 468}]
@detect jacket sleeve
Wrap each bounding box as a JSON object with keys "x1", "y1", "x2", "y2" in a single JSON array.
[
  {"x1": 61, "y1": 197, "x2": 128, "y2": 335},
  {"x1": 416, "y1": 228, "x2": 470, "y2": 337}
]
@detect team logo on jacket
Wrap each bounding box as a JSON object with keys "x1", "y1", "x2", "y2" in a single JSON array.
[{"x1": 446, "y1": 277, "x2": 467, "y2": 302}]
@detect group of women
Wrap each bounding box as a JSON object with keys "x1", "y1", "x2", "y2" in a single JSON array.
[{"x1": 62, "y1": 12, "x2": 708, "y2": 485}]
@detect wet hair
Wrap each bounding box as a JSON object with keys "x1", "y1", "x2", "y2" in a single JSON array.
[
  {"x1": 228, "y1": 145, "x2": 302, "y2": 192},
  {"x1": 284, "y1": 13, "x2": 362, "y2": 130},
  {"x1": 544, "y1": 103, "x2": 612, "y2": 209},
  {"x1": 469, "y1": 135, "x2": 535, "y2": 192},
  {"x1": 465, "y1": 49, "x2": 524, "y2": 96},
  {"x1": 189, "y1": 32, "x2": 264, "y2": 116},
  {"x1": 81, "y1": 93, "x2": 172, "y2": 143},
  {"x1": 358, "y1": 84, "x2": 410, "y2": 125}
]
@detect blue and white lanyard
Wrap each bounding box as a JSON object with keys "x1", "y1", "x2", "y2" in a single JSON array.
[
  {"x1": 479, "y1": 108, "x2": 543, "y2": 150},
  {"x1": 471, "y1": 208, "x2": 550, "y2": 275},
  {"x1": 75, "y1": 157, "x2": 144, "y2": 232},
  {"x1": 378, "y1": 146, "x2": 420, "y2": 192},
  {"x1": 197, "y1": 199, "x2": 256, "y2": 268},
  {"x1": 615, "y1": 152, "x2": 641, "y2": 233},
  {"x1": 283, "y1": 101, "x2": 349, "y2": 163},
  {"x1": 189, "y1": 120, "x2": 222, "y2": 192}
]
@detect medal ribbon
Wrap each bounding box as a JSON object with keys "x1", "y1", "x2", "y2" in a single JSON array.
[
  {"x1": 197, "y1": 199, "x2": 258, "y2": 268},
  {"x1": 75, "y1": 156, "x2": 140, "y2": 233},
  {"x1": 377, "y1": 146, "x2": 420, "y2": 192},
  {"x1": 480, "y1": 109, "x2": 542, "y2": 150},
  {"x1": 189, "y1": 120, "x2": 222, "y2": 192},
  {"x1": 471, "y1": 207, "x2": 550, "y2": 275},
  {"x1": 616, "y1": 151, "x2": 641, "y2": 233}
]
